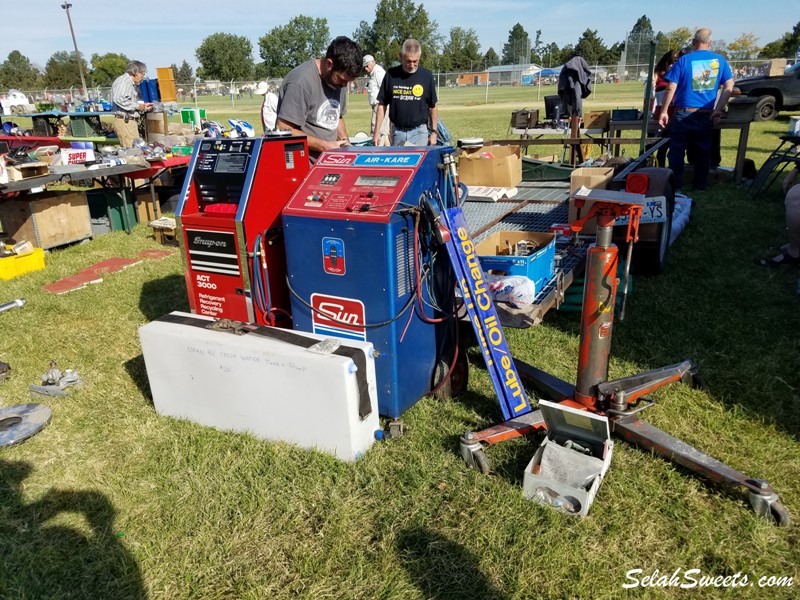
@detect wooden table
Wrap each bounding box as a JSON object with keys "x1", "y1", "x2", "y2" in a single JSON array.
[{"x1": 608, "y1": 118, "x2": 753, "y2": 183}]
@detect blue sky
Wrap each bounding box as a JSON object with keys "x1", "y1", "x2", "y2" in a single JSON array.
[{"x1": 1, "y1": 0, "x2": 795, "y2": 73}]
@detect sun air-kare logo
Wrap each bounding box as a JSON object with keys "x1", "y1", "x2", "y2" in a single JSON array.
[
  {"x1": 318, "y1": 153, "x2": 356, "y2": 166},
  {"x1": 311, "y1": 293, "x2": 367, "y2": 341}
]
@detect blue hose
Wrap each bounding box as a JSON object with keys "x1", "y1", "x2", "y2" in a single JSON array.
[{"x1": 251, "y1": 232, "x2": 272, "y2": 322}]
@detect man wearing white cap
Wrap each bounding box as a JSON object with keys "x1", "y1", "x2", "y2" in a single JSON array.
[
  {"x1": 254, "y1": 81, "x2": 278, "y2": 133},
  {"x1": 364, "y1": 55, "x2": 390, "y2": 146}
]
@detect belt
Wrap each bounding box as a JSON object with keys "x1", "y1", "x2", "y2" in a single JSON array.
[
  {"x1": 394, "y1": 124, "x2": 426, "y2": 131},
  {"x1": 677, "y1": 107, "x2": 713, "y2": 113},
  {"x1": 115, "y1": 113, "x2": 137, "y2": 119}
]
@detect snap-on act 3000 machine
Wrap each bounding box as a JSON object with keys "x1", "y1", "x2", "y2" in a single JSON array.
[{"x1": 176, "y1": 134, "x2": 309, "y2": 326}]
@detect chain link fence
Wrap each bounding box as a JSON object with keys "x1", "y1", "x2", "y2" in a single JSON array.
[{"x1": 2, "y1": 57, "x2": 795, "y2": 111}]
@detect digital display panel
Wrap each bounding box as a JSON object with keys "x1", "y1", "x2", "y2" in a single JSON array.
[
  {"x1": 354, "y1": 175, "x2": 401, "y2": 187},
  {"x1": 214, "y1": 153, "x2": 249, "y2": 174}
]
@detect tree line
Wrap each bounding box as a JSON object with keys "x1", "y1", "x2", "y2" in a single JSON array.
[{"x1": 1, "y1": 6, "x2": 798, "y2": 90}]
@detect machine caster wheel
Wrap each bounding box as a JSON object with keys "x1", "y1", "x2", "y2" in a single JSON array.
[{"x1": 387, "y1": 420, "x2": 405, "y2": 439}]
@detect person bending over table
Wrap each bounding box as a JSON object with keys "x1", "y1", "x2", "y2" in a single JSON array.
[
  {"x1": 275, "y1": 36, "x2": 362, "y2": 162},
  {"x1": 110, "y1": 61, "x2": 153, "y2": 148}
]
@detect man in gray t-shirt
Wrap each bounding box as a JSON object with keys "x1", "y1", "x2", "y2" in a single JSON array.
[{"x1": 277, "y1": 37, "x2": 362, "y2": 160}]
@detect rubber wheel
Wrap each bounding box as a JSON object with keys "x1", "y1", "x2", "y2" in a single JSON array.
[
  {"x1": 473, "y1": 448, "x2": 491, "y2": 474},
  {"x1": 633, "y1": 182, "x2": 674, "y2": 276},
  {"x1": 753, "y1": 95, "x2": 777, "y2": 122},
  {"x1": 769, "y1": 501, "x2": 791, "y2": 527}
]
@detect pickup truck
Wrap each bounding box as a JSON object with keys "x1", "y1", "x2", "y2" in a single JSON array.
[{"x1": 732, "y1": 62, "x2": 800, "y2": 121}]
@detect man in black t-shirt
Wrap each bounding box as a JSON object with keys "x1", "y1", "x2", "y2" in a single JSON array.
[{"x1": 372, "y1": 39, "x2": 438, "y2": 146}]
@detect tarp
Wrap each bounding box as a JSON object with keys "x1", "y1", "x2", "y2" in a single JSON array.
[{"x1": 533, "y1": 67, "x2": 563, "y2": 76}]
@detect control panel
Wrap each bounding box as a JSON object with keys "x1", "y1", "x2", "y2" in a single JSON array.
[{"x1": 283, "y1": 150, "x2": 427, "y2": 223}]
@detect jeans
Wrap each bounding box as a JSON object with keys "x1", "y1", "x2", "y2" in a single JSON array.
[
  {"x1": 391, "y1": 123, "x2": 429, "y2": 146},
  {"x1": 667, "y1": 109, "x2": 713, "y2": 190}
]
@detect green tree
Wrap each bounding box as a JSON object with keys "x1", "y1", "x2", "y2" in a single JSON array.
[
  {"x1": 258, "y1": 16, "x2": 329, "y2": 78},
  {"x1": 176, "y1": 60, "x2": 194, "y2": 83},
  {"x1": 602, "y1": 41, "x2": 623, "y2": 66},
  {"x1": 502, "y1": 23, "x2": 530, "y2": 64},
  {"x1": 195, "y1": 33, "x2": 254, "y2": 81},
  {"x1": 365, "y1": 0, "x2": 442, "y2": 67},
  {"x1": 656, "y1": 27, "x2": 693, "y2": 56},
  {"x1": 574, "y1": 29, "x2": 608, "y2": 65},
  {"x1": 727, "y1": 34, "x2": 761, "y2": 61},
  {"x1": 43, "y1": 50, "x2": 92, "y2": 89},
  {"x1": 440, "y1": 27, "x2": 482, "y2": 71},
  {"x1": 484, "y1": 47, "x2": 500, "y2": 68},
  {"x1": 530, "y1": 29, "x2": 543, "y2": 64},
  {"x1": 540, "y1": 42, "x2": 560, "y2": 67},
  {"x1": 0, "y1": 51, "x2": 41, "y2": 90},
  {"x1": 763, "y1": 21, "x2": 800, "y2": 58},
  {"x1": 90, "y1": 52, "x2": 128, "y2": 87}
]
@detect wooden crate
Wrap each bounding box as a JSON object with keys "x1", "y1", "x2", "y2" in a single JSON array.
[
  {"x1": 7, "y1": 161, "x2": 49, "y2": 181},
  {"x1": 0, "y1": 191, "x2": 92, "y2": 249}
]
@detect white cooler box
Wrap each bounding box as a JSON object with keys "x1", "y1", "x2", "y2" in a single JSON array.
[{"x1": 138, "y1": 311, "x2": 380, "y2": 461}]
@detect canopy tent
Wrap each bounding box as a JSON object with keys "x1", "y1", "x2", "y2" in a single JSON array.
[{"x1": 533, "y1": 66, "x2": 563, "y2": 76}]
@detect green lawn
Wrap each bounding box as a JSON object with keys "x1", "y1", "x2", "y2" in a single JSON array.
[{"x1": 1, "y1": 85, "x2": 799, "y2": 599}]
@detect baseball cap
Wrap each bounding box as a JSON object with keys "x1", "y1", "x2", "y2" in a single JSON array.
[
  {"x1": 254, "y1": 81, "x2": 269, "y2": 95},
  {"x1": 362, "y1": 55, "x2": 375, "y2": 68}
]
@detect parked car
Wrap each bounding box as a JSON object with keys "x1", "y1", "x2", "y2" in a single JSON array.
[{"x1": 732, "y1": 62, "x2": 800, "y2": 122}]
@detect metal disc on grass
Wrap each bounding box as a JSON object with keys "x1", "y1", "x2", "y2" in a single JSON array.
[{"x1": 0, "y1": 403, "x2": 52, "y2": 448}]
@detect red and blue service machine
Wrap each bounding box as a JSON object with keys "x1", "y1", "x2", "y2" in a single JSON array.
[
  {"x1": 282, "y1": 147, "x2": 458, "y2": 418},
  {"x1": 176, "y1": 135, "x2": 309, "y2": 326}
]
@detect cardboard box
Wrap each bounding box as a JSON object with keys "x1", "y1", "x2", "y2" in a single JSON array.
[
  {"x1": 522, "y1": 399, "x2": 613, "y2": 516},
  {"x1": 146, "y1": 112, "x2": 168, "y2": 136},
  {"x1": 459, "y1": 145, "x2": 522, "y2": 188},
  {"x1": 582, "y1": 110, "x2": 610, "y2": 130},
  {"x1": 475, "y1": 231, "x2": 555, "y2": 291},
  {"x1": 7, "y1": 161, "x2": 49, "y2": 181},
  {"x1": 569, "y1": 167, "x2": 615, "y2": 234},
  {"x1": 768, "y1": 58, "x2": 787, "y2": 77}
]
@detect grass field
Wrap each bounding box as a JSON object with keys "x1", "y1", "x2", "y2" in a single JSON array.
[{"x1": 1, "y1": 84, "x2": 799, "y2": 599}]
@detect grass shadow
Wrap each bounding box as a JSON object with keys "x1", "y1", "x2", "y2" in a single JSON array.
[
  {"x1": 124, "y1": 354, "x2": 152, "y2": 407},
  {"x1": 139, "y1": 273, "x2": 188, "y2": 322},
  {"x1": 395, "y1": 526, "x2": 507, "y2": 600},
  {"x1": 0, "y1": 459, "x2": 146, "y2": 599}
]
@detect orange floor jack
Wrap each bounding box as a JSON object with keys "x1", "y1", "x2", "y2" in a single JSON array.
[{"x1": 460, "y1": 190, "x2": 790, "y2": 525}]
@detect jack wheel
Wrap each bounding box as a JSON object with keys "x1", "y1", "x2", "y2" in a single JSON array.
[
  {"x1": 473, "y1": 448, "x2": 491, "y2": 475},
  {"x1": 769, "y1": 501, "x2": 791, "y2": 527}
]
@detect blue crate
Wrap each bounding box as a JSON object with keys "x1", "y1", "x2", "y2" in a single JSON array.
[{"x1": 476, "y1": 231, "x2": 556, "y2": 291}]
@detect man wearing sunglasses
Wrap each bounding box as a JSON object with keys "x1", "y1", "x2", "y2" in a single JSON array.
[{"x1": 277, "y1": 36, "x2": 363, "y2": 161}]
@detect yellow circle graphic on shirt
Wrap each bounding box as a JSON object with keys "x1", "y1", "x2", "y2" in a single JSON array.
[{"x1": 412, "y1": 84, "x2": 423, "y2": 97}]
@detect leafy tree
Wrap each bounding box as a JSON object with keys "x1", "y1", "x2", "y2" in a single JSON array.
[
  {"x1": 484, "y1": 47, "x2": 500, "y2": 68},
  {"x1": 196, "y1": 33, "x2": 254, "y2": 81},
  {"x1": 43, "y1": 50, "x2": 92, "y2": 89},
  {"x1": 90, "y1": 52, "x2": 128, "y2": 87},
  {"x1": 656, "y1": 27, "x2": 693, "y2": 56},
  {"x1": 176, "y1": 60, "x2": 194, "y2": 83},
  {"x1": 601, "y1": 42, "x2": 623, "y2": 66},
  {"x1": 0, "y1": 51, "x2": 41, "y2": 90},
  {"x1": 540, "y1": 42, "x2": 560, "y2": 67},
  {"x1": 440, "y1": 27, "x2": 482, "y2": 71},
  {"x1": 761, "y1": 21, "x2": 800, "y2": 58},
  {"x1": 363, "y1": 0, "x2": 442, "y2": 68},
  {"x1": 726, "y1": 34, "x2": 761, "y2": 61},
  {"x1": 574, "y1": 29, "x2": 607, "y2": 65},
  {"x1": 502, "y1": 23, "x2": 530, "y2": 64},
  {"x1": 258, "y1": 16, "x2": 329, "y2": 78},
  {"x1": 556, "y1": 44, "x2": 575, "y2": 66}
]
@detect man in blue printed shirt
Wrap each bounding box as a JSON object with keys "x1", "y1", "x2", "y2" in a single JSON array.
[{"x1": 658, "y1": 28, "x2": 733, "y2": 191}]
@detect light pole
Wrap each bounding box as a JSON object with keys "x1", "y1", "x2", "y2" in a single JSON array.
[{"x1": 61, "y1": 3, "x2": 88, "y2": 98}]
